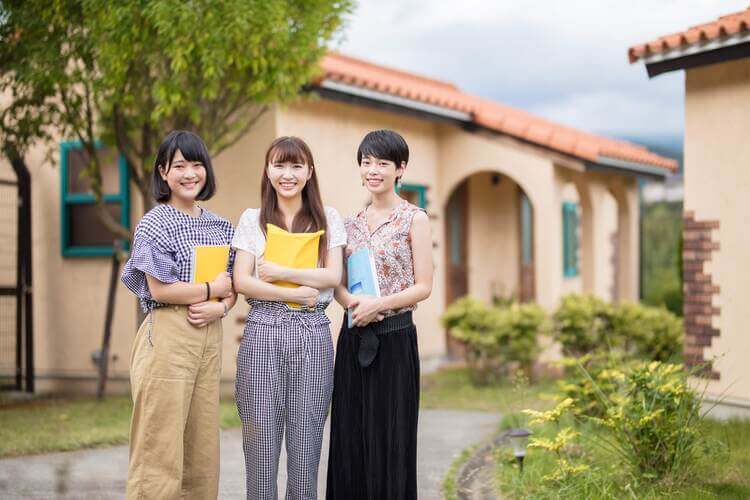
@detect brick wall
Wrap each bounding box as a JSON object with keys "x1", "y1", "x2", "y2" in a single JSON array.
[{"x1": 682, "y1": 211, "x2": 721, "y2": 379}]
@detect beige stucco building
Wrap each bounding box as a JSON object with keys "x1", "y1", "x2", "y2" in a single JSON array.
[
  {"x1": 630, "y1": 7, "x2": 750, "y2": 417},
  {"x1": 0, "y1": 53, "x2": 675, "y2": 394}
]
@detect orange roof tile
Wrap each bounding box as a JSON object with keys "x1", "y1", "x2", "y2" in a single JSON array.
[
  {"x1": 629, "y1": 7, "x2": 750, "y2": 63},
  {"x1": 318, "y1": 53, "x2": 676, "y2": 172}
]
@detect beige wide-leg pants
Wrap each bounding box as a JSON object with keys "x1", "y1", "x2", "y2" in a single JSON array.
[{"x1": 126, "y1": 305, "x2": 222, "y2": 500}]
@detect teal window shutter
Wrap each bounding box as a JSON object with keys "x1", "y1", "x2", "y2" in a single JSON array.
[
  {"x1": 562, "y1": 202, "x2": 579, "y2": 277},
  {"x1": 396, "y1": 183, "x2": 428, "y2": 209},
  {"x1": 60, "y1": 141, "x2": 130, "y2": 257}
]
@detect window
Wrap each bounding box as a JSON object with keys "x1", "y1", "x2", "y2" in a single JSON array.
[
  {"x1": 60, "y1": 141, "x2": 130, "y2": 257},
  {"x1": 520, "y1": 192, "x2": 533, "y2": 266},
  {"x1": 562, "y1": 202, "x2": 579, "y2": 277},
  {"x1": 397, "y1": 183, "x2": 427, "y2": 209}
]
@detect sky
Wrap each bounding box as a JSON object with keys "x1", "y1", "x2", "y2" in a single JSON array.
[{"x1": 334, "y1": 0, "x2": 748, "y2": 140}]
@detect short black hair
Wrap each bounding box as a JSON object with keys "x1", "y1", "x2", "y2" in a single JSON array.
[
  {"x1": 151, "y1": 130, "x2": 216, "y2": 202},
  {"x1": 356, "y1": 129, "x2": 409, "y2": 167}
]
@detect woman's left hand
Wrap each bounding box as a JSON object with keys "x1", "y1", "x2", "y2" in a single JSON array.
[
  {"x1": 257, "y1": 257, "x2": 287, "y2": 283},
  {"x1": 351, "y1": 296, "x2": 384, "y2": 327},
  {"x1": 187, "y1": 300, "x2": 225, "y2": 328}
]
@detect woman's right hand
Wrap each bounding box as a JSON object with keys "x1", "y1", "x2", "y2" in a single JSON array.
[
  {"x1": 295, "y1": 286, "x2": 320, "y2": 307},
  {"x1": 210, "y1": 272, "x2": 234, "y2": 299}
]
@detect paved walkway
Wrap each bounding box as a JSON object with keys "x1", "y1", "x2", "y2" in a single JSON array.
[{"x1": 0, "y1": 409, "x2": 499, "y2": 499}]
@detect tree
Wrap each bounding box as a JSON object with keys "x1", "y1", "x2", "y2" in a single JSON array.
[
  {"x1": 0, "y1": 0, "x2": 351, "y2": 396},
  {"x1": 0, "y1": 0, "x2": 352, "y2": 235}
]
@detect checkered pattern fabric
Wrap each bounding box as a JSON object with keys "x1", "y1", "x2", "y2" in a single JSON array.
[
  {"x1": 236, "y1": 300, "x2": 334, "y2": 500},
  {"x1": 121, "y1": 204, "x2": 235, "y2": 312}
]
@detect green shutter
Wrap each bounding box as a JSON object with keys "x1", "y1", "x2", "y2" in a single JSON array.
[
  {"x1": 60, "y1": 140, "x2": 130, "y2": 257},
  {"x1": 563, "y1": 202, "x2": 579, "y2": 277}
]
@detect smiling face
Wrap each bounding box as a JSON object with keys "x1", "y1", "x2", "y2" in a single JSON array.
[
  {"x1": 266, "y1": 156, "x2": 312, "y2": 200},
  {"x1": 359, "y1": 154, "x2": 404, "y2": 194},
  {"x1": 159, "y1": 149, "x2": 206, "y2": 204}
]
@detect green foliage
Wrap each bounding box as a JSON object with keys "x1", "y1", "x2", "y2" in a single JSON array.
[
  {"x1": 612, "y1": 301, "x2": 683, "y2": 362},
  {"x1": 553, "y1": 294, "x2": 683, "y2": 362},
  {"x1": 589, "y1": 361, "x2": 705, "y2": 482},
  {"x1": 441, "y1": 296, "x2": 544, "y2": 384},
  {"x1": 554, "y1": 352, "x2": 633, "y2": 418},
  {"x1": 642, "y1": 201, "x2": 683, "y2": 316},
  {"x1": 552, "y1": 294, "x2": 615, "y2": 356},
  {"x1": 500, "y1": 361, "x2": 712, "y2": 498},
  {"x1": 0, "y1": 0, "x2": 351, "y2": 228}
]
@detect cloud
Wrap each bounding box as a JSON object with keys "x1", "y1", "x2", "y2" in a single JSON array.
[{"x1": 334, "y1": 0, "x2": 748, "y2": 137}]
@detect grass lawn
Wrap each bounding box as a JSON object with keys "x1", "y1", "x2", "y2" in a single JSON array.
[
  {"x1": 420, "y1": 367, "x2": 553, "y2": 413},
  {"x1": 0, "y1": 395, "x2": 241, "y2": 457}
]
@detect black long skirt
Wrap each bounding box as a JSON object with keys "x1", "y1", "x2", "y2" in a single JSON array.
[{"x1": 326, "y1": 312, "x2": 420, "y2": 500}]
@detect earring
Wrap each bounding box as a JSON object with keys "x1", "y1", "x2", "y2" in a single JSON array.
[{"x1": 361, "y1": 179, "x2": 365, "y2": 186}]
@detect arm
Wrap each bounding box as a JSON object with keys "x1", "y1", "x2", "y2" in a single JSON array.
[
  {"x1": 334, "y1": 250, "x2": 356, "y2": 308},
  {"x1": 351, "y1": 212, "x2": 433, "y2": 326},
  {"x1": 146, "y1": 272, "x2": 233, "y2": 304},
  {"x1": 233, "y1": 249, "x2": 319, "y2": 305},
  {"x1": 187, "y1": 292, "x2": 238, "y2": 327},
  {"x1": 258, "y1": 246, "x2": 343, "y2": 289}
]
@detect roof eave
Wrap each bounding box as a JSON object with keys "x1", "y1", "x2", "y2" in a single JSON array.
[
  {"x1": 318, "y1": 79, "x2": 473, "y2": 122},
  {"x1": 638, "y1": 31, "x2": 750, "y2": 77},
  {"x1": 587, "y1": 156, "x2": 672, "y2": 180}
]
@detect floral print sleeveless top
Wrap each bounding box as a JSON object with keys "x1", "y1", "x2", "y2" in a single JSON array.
[{"x1": 344, "y1": 199, "x2": 426, "y2": 318}]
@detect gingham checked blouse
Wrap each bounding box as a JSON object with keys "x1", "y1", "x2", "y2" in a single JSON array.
[{"x1": 121, "y1": 203, "x2": 235, "y2": 312}]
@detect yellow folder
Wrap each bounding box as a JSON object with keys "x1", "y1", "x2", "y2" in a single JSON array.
[
  {"x1": 191, "y1": 245, "x2": 230, "y2": 301},
  {"x1": 264, "y1": 224, "x2": 324, "y2": 307}
]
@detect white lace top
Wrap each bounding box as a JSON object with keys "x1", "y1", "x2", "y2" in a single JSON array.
[{"x1": 231, "y1": 206, "x2": 346, "y2": 304}]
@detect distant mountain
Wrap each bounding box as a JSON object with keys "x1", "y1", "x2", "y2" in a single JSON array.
[{"x1": 617, "y1": 134, "x2": 684, "y2": 173}]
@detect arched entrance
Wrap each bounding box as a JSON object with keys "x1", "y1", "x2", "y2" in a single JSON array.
[{"x1": 444, "y1": 171, "x2": 535, "y2": 357}]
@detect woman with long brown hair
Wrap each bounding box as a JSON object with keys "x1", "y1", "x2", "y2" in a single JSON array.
[{"x1": 231, "y1": 136, "x2": 346, "y2": 499}]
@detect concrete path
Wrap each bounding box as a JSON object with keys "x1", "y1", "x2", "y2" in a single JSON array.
[{"x1": 0, "y1": 409, "x2": 499, "y2": 500}]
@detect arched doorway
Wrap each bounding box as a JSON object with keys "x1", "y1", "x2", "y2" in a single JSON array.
[{"x1": 444, "y1": 171, "x2": 535, "y2": 357}]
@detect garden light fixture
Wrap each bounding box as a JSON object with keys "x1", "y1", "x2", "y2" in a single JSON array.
[{"x1": 507, "y1": 428, "x2": 532, "y2": 474}]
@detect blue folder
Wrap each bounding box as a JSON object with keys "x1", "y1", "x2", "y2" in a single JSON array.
[{"x1": 347, "y1": 248, "x2": 381, "y2": 328}]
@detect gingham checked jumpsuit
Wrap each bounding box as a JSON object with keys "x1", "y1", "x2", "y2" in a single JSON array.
[{"x1": 231, "y1": 207, "x2": 346, "y2": 500}]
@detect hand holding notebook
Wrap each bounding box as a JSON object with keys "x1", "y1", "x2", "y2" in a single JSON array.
[
  {"x1": 264, "y1": 223, "x2": 324, "y2": 307},
  {"x1": 190, "y1": 245, "x2": 231, "y2": 301},
  {"x1": 347, "y1": 247, "x2": 381, "y2": 328}
]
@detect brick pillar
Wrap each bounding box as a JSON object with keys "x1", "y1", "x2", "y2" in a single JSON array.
[{"x1": 682, "y1": 211, "x2": 721, "y2": 379}]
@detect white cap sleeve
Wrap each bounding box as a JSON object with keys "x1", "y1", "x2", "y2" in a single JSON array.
[
  {"x1": 232, "y1": 208, "x2": 260, "y2": 255},
  {"x1": 325, "y1": 206, "x2": 347, "y2": 249}
]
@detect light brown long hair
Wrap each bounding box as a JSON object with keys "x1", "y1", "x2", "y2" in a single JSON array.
[{"x1": 260, "y1": 136, "x2": 328, "y2": 264}]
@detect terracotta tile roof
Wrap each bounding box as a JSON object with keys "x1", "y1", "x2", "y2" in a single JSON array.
[
  {"x1": 629, "y1": 7, "x2": 750, "y2": 64},
  {"x1": 319, "y1": 53, "x2": 677, "y2": 172}
]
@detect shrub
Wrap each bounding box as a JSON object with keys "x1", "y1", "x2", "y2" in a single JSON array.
[
  {"x1": 520, "y1": 361, "x2": 708, "y2": 493},
  {"x1": 589, "y1": 361, "x2": 704, "y2": 483},
  {"x1": 441, "y1": 296, "x2": 544, "y2": 384},
  {"x1": 552, "y1": 294, "x2": 616, "y2": 355},
  {"x1": 612, "y1": 302, "x2": 683, "y2": 362},
  {"x1": 554, "y1": 352, "x2": 633, "y2": 418},
  {"x1": 554, "y1": 294, "x2": 684, "y2": 362}
]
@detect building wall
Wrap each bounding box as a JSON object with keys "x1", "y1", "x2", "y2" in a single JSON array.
[
  {"x1": 684, "y1": 58, "x2": 750, "y2": 409},
  {"x1": 11, "y1": 95, "x2": 644, "y2": 394}
]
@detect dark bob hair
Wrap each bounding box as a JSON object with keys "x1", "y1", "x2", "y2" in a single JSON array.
[
  {"x1": 356, "y1": 129, "x2": 409, "y2": 169},
  {"x1": 152, "y1": 130, "x2": 216, "y2": 202}
]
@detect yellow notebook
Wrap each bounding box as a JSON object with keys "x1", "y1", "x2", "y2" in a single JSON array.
[
  {"x1": 191, "y1": 245, "x2": 231, "y2": 301},
  {"x1": 264, "y1": 224, "x2": 324, "y2": 307}
]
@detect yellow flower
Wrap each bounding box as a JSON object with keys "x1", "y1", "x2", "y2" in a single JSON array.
[{"x1": 523, "y1": 398, "x2": 574, "y2": 425}]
